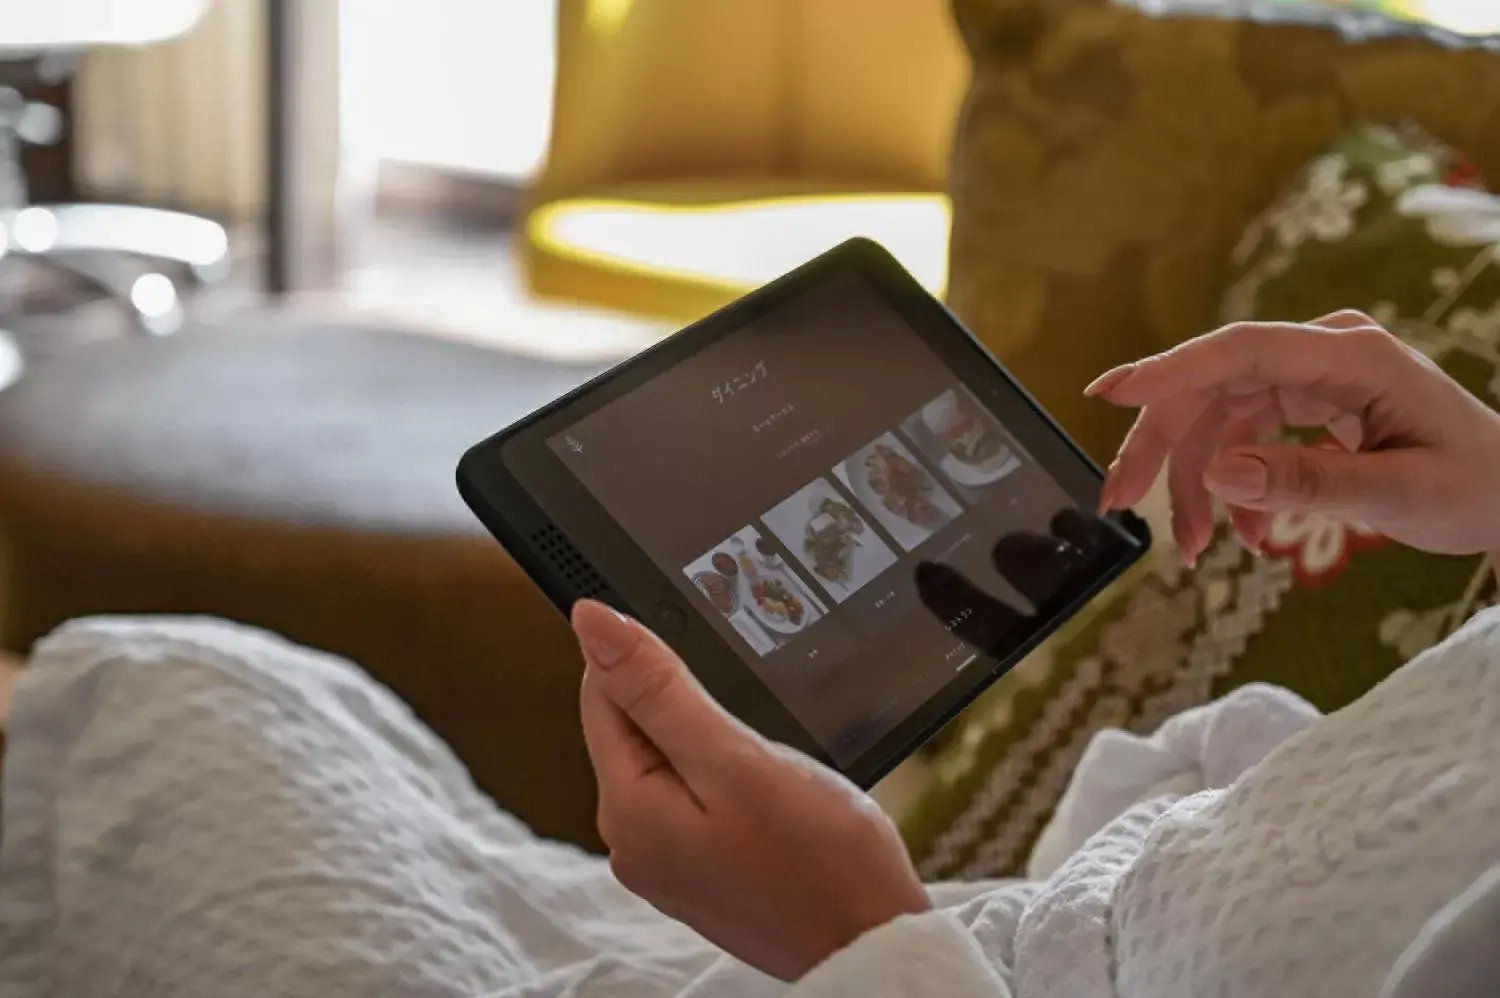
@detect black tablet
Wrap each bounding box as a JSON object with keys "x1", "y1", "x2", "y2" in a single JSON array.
[{"x1": 458, "y1": 239, "x2": 1150, "y2": 786}]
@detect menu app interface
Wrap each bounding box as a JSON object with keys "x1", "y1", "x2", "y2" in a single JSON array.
[{"x1": 551, "y1": 270, "x2": 1132, "y2": 763}]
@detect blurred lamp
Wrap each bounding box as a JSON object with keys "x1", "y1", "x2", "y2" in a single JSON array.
[{"x1": 524, "y1": 0, "x2": 966, "y2": 321}]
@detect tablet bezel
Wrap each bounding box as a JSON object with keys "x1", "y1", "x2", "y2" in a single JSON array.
[{"x1": 458, "y1": 238, "x2": 1150, "y2": 787}]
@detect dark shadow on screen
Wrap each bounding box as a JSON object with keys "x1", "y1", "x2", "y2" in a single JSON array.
[{"x1": 914, "y1": 509, "x2": 1129, "y2": 658}]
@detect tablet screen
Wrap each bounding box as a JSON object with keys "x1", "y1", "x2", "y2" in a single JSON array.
[{"x1": 542, "y1": 267, "x2": 1140, "y2": 765}]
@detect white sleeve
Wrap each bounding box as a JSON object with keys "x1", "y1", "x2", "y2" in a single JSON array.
[
  {"x1": 1381, "y1": 863, "x2": 1500, "y2": 998},
  {"x1": 790, "y1": 912, "x2": 1013, "y2": 998},
  {"x1": 1028, "y1": 682, "x2": 1321, "y2": 879}
]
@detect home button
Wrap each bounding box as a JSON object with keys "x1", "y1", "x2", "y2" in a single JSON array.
[{"x1": 654, "y1": 602, "x2": 689, "y2": 636}]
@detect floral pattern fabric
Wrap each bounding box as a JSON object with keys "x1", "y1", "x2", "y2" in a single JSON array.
[{"x1": 902, "y1": 120, "x2": 1500, "y2": 880}]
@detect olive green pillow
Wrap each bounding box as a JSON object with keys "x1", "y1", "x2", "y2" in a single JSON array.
[{"x1": 901, "y1": 121, "x2": 1500, "y2": 880}]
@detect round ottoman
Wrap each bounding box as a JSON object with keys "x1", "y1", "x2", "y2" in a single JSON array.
[{"x1": 0, "y1": 320, "x2": 610, "y2": 848}]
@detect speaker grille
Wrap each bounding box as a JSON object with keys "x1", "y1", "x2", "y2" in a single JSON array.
[{"x1": 530, "y1": 525, "x2": 608, "y2": 600}]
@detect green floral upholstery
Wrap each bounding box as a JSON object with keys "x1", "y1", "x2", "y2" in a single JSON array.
[{"x1": 901, "y1": 122, "x2": 1500, "y2": 880}]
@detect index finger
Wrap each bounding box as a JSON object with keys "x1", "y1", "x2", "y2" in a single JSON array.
[
  {"x1": 580, "y1": 666, "x2": 706, "y2": 821},
  {"x1": 1092, "y1": 321, "x2": 1404, "y2": 412},
  {"x1": 580, "y1": 665, "x2": 673, "y2": 789},
  {"x1": 573, "y1": 600, "x2": 751, "y2": 787}
]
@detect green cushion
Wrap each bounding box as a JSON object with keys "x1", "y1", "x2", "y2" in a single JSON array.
[{"x1": 901, "y1": 121, "x2": 1500, "y2": 880}]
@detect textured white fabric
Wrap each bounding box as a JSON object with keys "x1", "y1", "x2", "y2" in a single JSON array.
[
  {"x1": 1, "y1": 610, "x2": 1498, "y2": 997},
  {"x1": 1109, "y1": 606, "x2": 1500, "y2": 998},
  {"x1": 792, "y1": 912, "x2": 1012, "y2": 997},
  {"x1": 0, "y1": 618, "x2": 730, "y2": 998},
  {"x1": 1026, "y1": 683, "x2": 1322, "y2": 880}
]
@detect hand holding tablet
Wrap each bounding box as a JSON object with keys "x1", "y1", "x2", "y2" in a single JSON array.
[
  {"x1": 458, "y1": 239, "x2": 1150, "y2": 785},
  {"x1": 573, "y1": 599, "x2": 931, "y2": 982}
]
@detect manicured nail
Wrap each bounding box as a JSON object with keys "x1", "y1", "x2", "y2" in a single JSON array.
[
  {"x1": 1206, "y1": 455, "x2": 1269, "y2": 503},
  {"x1": 1097, "y1": 461, "x2": 1119, "y2": 514},
  {"x1": 572, "y1": 600, "x2": 639, "y2": 670},
  {"x1": 1084, "y1": 365, "x2": 1136, "y2": 398}
]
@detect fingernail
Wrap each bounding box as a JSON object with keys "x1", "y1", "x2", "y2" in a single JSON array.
[
  {"x1": 1097, "y1": 461, "x2": 1119, "y2": 514},
  {"x1": 572, "y1": 600, "x2": 639, "y2": 671},
  {"x1": 1084, "y1": 365, "x2": 1136, "y2": 398},
  {"x1": 1206, "y1": 455, "x2": 1269, "y2": 503}
]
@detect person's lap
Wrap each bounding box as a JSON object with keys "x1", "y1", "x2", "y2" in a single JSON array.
[
  {"x1": 6, "y1": 610, "x2": 1498, "y2": 998},
  {"x1": 0, "y1": 617, "x2": 731, "y2": 998}
]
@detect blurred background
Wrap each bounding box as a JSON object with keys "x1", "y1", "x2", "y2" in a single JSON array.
[
  {"x1": 3, "y1": 0, "x2": 1494, "y2": 380},
  {"x1": 0, "y1": 0, "x2": 967, "y2": 378}
]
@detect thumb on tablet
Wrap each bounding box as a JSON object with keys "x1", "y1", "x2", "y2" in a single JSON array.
[{"x1": 572, "y1": 600, "x2": 741, "y2": 781}]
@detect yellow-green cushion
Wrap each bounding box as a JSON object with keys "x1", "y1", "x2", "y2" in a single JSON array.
[
  {"x1": 946, "y1": 0, "x2": 1500, "y2": 463},
  {"x1": 902, "y1": 121, "x2": 1500, "y2": 880}
]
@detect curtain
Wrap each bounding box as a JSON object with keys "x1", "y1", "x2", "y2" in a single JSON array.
[{"x1": 72, "y1": 0, "x2": 341, "y2": 231}]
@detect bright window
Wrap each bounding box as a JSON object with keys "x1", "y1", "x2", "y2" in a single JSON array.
[{"x1": 339, "y1": 0, "x2": 557, "y2": 179}]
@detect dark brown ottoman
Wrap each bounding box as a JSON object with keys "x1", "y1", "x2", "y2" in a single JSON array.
[{"x1": 0, "y1": 320, "x2": 609, "y2": 848}]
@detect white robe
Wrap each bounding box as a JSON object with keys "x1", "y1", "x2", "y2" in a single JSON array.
[{"x1": 1, "y1": 610, "x2": 1497, "y2": 997}]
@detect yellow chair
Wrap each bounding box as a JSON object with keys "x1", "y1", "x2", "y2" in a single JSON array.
[{"x1": 524, "y1": 0, "x2": 967, "y2": 322}]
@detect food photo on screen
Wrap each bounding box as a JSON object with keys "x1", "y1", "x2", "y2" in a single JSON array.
[
  {"x1": 760, "y1": 478, "x2": 899, "y2": 604},
  {"x1": 681, "y1": 525, "x2": 827, "y2": 657},
  {"x1": 832, "y1": 432, "x2": 964, "y2": 552},
  {"x1": 901, "y1": 385, "x2": 1024, "y2": 502}
]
